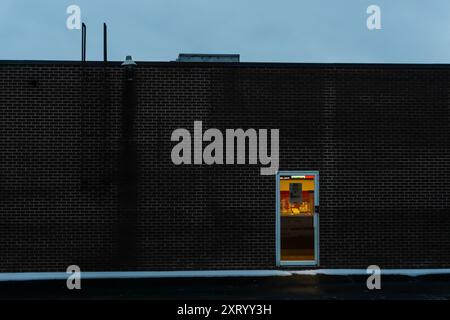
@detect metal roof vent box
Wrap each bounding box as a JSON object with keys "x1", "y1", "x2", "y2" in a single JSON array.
[{"x1": 176, "y1": 53, "x2": 240, "y2": 63}]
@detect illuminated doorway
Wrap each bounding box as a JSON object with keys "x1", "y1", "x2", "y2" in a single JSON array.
[{"x1": 276, "y1": 171, "x2": 319, "y2": 266}]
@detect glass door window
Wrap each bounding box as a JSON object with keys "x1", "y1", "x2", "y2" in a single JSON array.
[{"x1": 277, "y1": 171, "x2": 319, "y2": 266}]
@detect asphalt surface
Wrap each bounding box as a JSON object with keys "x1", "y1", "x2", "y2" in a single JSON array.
[{"x1": 0, "y1": 275, "x2": 450, "y2": 300}]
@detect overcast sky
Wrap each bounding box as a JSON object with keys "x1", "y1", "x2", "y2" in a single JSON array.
[{"x1": 1, "y1": 0, "x2": 450, "y2": 63}]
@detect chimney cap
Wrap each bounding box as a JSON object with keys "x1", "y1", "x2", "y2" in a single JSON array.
[{"x1": 122, "y1": 55, "x2": 137, "y2": 66}]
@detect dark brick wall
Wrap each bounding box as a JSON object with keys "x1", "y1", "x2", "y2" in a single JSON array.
[{"x1": 0, "y1": 62, "x2": 449, "y2": 271}]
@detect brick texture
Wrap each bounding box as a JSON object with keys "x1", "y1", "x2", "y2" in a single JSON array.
[{"x1": 0, "y1": 61, "x2": 449, "y2": 271}]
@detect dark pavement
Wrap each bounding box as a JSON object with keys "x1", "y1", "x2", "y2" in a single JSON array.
[{"x1": 1, "y1": 275, "x2": 450, "y2": 300}]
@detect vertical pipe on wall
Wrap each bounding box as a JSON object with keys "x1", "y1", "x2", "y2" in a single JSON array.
[
  {"x1": 319, "y1": 67, "x2": 337, "y2": 267},
  {"x1": 115, "y1": 56, "x2": 138, "y2": 268},
  {"x1": 102, "y1": 23, "x2": 110, "y2": 185},
  {"x1": 80, "y1": 23, "x2": 87, "y2": 192}
]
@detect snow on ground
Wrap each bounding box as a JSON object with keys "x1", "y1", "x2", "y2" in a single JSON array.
[{"x1": 2, "y1": 269, "x2": 450, "y2": 281}]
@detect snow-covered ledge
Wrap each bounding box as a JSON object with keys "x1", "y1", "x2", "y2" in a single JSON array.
[{"x1": 1, "y1": 269, "x2": 450, "y2": 281}]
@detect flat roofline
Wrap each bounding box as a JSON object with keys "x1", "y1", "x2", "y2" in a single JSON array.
[{"x1": 1, "y1": 59, "x2": 450, "y2": 69}]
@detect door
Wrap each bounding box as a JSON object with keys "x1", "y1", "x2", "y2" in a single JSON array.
[{"x1": 276, "y1": 171, "x2": 319, "y2": 266}]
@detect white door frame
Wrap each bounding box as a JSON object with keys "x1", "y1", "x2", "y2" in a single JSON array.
[{"x1": 276, "y1": 171, "x2": 320, "y2": 267}]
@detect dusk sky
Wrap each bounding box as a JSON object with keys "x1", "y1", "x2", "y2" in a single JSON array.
[{"x1": 1, "y1": 0, "x2": 450, "y2": 63}]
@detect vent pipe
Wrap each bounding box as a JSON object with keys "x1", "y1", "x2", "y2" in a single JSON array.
[
  {"x1": 81, "y1": 23, "x2": 86, "y2": 62},
  {"x1": 103, "y1": 23, "x2": 107, "y2": 63}
]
